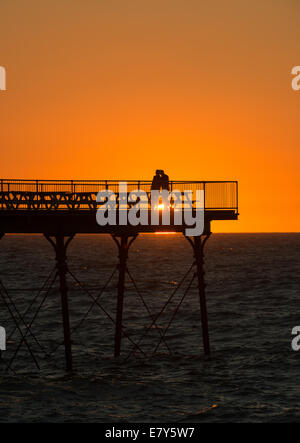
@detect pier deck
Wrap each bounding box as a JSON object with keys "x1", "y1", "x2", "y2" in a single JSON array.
[{"x1": 0, "y1": 179, "x2": 238, "y2": 234}]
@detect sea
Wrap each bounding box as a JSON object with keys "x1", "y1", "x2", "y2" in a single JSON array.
[{"x1": 0, "y1": 233, "x2": 299, "y2": 423}]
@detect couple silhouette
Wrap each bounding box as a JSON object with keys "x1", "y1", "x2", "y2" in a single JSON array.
[{"x1": 151, "y1": 170, "x2": 170, "y2": 191}]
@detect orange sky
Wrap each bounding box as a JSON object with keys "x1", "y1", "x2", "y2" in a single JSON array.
[{"x1": 0, "y1": 0, "x2": 300, "y2": 232}]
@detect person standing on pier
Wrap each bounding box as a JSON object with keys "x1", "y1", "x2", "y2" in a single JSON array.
[
  {"x1": 151, "y1": 170, "x2": 170, "y2": 191},
  {"x1": 151, "y1": 170, "x2": 162, "y2": 190},
  {"x1": 160, "y1": 170, "x2": 170, "y2": 191}
]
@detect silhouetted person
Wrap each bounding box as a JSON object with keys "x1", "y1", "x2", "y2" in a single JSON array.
[
  {"x1": 151, "y1": 170, "x2": 163, "y2": 191},
  {"x1": 151, "y1": 170, "x2": 170, "y2": 209},
  {"x1": 160, "y1": 170, "x2": 169, "y2": 191},
  {"x1": 151, "y1": 169, "x2": 170, "y2": 191}
]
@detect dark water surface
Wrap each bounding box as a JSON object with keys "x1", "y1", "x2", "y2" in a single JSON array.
[{"x1": 0, "y1": 233, "x2": 299, "y2": 422}]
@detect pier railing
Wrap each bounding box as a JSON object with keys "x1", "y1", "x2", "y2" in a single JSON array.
[{"x1": 0, "y1": 179, "x2": 238, "y2": 211}]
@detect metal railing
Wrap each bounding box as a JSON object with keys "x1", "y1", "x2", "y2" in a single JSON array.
[{"x1": 0, "y1": 179, "x2": 238, "y2": 211}]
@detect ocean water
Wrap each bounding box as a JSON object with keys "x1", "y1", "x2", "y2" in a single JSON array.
[{"x1": 0, "y1": 233, "x2": 299, "y2": 423}]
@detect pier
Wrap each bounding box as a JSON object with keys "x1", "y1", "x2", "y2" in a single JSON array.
[{"x1": 0, "y1": 179, "x2": 238, "y2": 372}]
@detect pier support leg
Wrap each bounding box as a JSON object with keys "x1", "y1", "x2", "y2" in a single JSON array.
[
  {"x1": 186, "y1": 234, "x2": 211, "y2": 356},
  {"x1": 112, "y1": 235, "x2": 137, "y2": 357},
  {"x1": 0, "y1": 234, "x2": 4, "y2": 364},
  {"x1": 45, "y1": 234, "x2": 74, "y2": 372}
]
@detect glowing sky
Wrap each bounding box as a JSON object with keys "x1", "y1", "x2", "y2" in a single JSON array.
[{"x1": 0, "y1": 0, "x2": 300, "y2": 232}]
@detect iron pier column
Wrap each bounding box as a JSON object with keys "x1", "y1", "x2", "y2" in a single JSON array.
[
  {"x1": 45, "y1": 234, "x2": 74, "y2": 372},
  {"x1": 0, "y1": 233, "x2": 4, "y2": 363},
  {"x1": 112, "y1": 234, "x2": 137, "y2": 357},
  {"x1": 187, "y1": 234, "x2": 211, "y2": 356}
]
